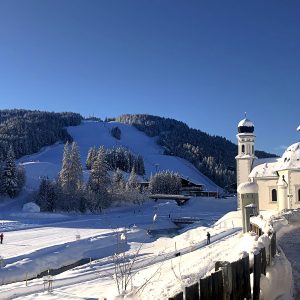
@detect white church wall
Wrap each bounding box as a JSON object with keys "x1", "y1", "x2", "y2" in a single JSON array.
[
  {"x1": 290, "y1": 171, "x2": 300, "y2": 208},
  {"x1": 255, "y1": 178, "x2": 279, "y2": 211}
]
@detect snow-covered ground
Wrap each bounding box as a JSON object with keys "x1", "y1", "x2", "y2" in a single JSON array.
[
  {"x1": 0, "y1": 196, "x2": 237, "y2": 299},
  {"x1": 19, "y1": 121, "x2": 220, "y2": 191}
]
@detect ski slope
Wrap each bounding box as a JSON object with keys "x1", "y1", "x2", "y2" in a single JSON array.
[{"x1": 19, "y1": 121, "x2": 220, "y2": 191}]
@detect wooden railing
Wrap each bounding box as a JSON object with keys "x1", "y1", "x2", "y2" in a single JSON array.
[{"x1": 168, "y1": 233, "x2": 277, "y2": 300}]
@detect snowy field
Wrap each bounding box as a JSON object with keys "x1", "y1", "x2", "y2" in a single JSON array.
[{"x1": 0, "y1": 196, "x2": 237, "y2": 299}]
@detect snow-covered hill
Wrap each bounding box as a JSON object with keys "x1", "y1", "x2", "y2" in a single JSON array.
[{"x1": 19, "y1": 121, "x2": 220, "y2": 191}]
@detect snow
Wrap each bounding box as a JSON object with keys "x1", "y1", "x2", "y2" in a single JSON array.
[
  {"x1": 249, "y1": 161, "x2": 279, "y2": 178},
  {"x1": 276, "y1": 142, "x2": 300, "y2": 171},
  {"x1": 0, "y1": 120, "x2": 296, "y2": 299},
  {"x1": 238, "y1": 118, "x2": 254, "y2": 128},
  {"x1": 18, "y1": 121, "x2": 220, "y2": 191},
  {"x1": 250, "y1": 142, "x2": 300, "y2": 179},
  {"x1": 237, "y1": 181, "x2": 258, "y2": 194},
  {"x1": 22, "y1": 202, "x2": 40, "y2": 213}
]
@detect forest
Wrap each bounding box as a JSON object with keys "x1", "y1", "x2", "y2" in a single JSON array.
[{"x1": 115, "y1": 114, "x2": 277, "y2": 188}]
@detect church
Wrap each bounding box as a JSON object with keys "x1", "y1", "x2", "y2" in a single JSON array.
[{"x1": 236, "y1": 117, "x2": 300, "y2": 213}]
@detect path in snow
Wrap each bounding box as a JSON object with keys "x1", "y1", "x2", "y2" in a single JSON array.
[{"x1": 279, "y1": 224, "x2": 300, "y2": 299}]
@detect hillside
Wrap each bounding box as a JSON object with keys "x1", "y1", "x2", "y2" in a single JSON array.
[
  {"x1": 20, "y1": 121, "x2": 220, "y2": 191},
  {"x1": 0, "y1": 109, "x2": 82, "y2": 159},
  {"x1": 114, "y1": 114, "x2": 277, "y2": 188}
]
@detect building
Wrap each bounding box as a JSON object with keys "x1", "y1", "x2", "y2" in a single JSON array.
[{"x1": 236, "y1": 117, "x2": 300, "y2": 212}]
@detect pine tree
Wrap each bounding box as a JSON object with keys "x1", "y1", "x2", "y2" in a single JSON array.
[
  {"x1": 86, "y1": 146, "x2": 97, "y2": 170},
  {"x1": 87, "y1": 146, "x2": 110, "y2": 211},
  {"x1": 58, "y1": 142, "x2": 83, "y2": 211},
  {"x1": 0, "y1": 158, "x2": 5, "y2": 196},
  {"x1": 69, "y1": 142, "x2": 83, "y2": 190},
  {"x1": 36, "y1": 178, "x2": 58, "y2": 211},
  {"x1": 126, "y1": 167, "x2": 138, "y2": 191},
  {"x1": 2, "y1": 146, "x2": 18, "y2": 198},
  {"x1": 59, "y1": 142, "x2": 71, "y2": 191}
]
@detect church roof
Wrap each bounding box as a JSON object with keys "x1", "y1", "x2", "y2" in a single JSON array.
[
  {"x1": 238, "y1": 118, "x2": 254, "y2": 128},
  {"x1": 249, "y1": 142, "x2": 300, "y2": 178},
  {"x1": 249, "y1": 161, "x2": 279, "y2": 178},
  {"x1": 276, "y1": 142, "x2": 300, "y2": 171}
]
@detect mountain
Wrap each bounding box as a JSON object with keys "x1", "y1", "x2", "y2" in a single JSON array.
[
  {"x1": 114, "y1": 114, "x2": 277, "y2": 188},
  {"x1": 20, "y1": 121, "x2": 220, "y2": 191}
]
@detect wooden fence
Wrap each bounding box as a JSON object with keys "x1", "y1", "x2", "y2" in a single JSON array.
[{"x1": 169, "y1": 233, "x2": 277, "y2": 300}]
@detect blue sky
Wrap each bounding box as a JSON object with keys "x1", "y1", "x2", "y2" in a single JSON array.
[{"x1": 0, "y1": 1, "x2": 299, "y2": 155}]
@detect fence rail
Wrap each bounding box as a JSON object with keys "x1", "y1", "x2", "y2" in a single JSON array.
[{"x1": 169, "y1": 232, "x2": 277, "y2": 300}]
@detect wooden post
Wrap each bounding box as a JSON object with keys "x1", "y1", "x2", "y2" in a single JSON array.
[
  {"x1": 90, "y1": 257, "x2": 92, "y2": 267},
  {"x1": 215, "y1": 261, "x2": 231, "y2": 300},
  {"x1": 169, "y1": 292, "x2": 183, "y2": 300},
  {"x1": 253, "y1": 250, "x2": 262, "y2": 300},
  {"x1": 242, "y1": 255, "x2": 251, "y2": 300},
  {"x1": 230, "y1": 261, "x2": 238, "y2": 300},
  {"x1": 236, "y1": 259, "x2": 244, "y2": 299},
  {"x1": 200, "y1": 275, "x2": 212, "y2": 299},
  {"x1": 261, "y1": 247, "x2": 267, "y2": 275},
  {"x1": 185, "y1": 282, "x2": 199, "y2": 300},
  {"x1": 212, "y1": 270, "x2": 223, "y2": 300},
  {"x1": 25, "y1": 273, "x2": 28, "y2": 287}
]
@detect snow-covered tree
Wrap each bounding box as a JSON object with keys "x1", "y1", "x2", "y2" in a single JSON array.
[
  {"x1": 86, "y1": 146, "x2": 97, "y2": 169},
  {"x1": 112, "y1": 168, "x2": 125, "y2": 191},
  {"x1": 69, "y1": 142, "x2": 83, "y2": 189},
  {"x1": 111, "y1": 168, "x2": 126, "y2": 203},
  {"x1": 2, "y1": 147, "x2": 19, "y2": 198},
  {"x1": 58, "y1": 142, "x2": 71, "y2": 191},
  {"x1": 59, "y1": 142, "x2": 83, "y2": 191},
  {"x1": 58, "y1": 142, "x2": 84, "y2": 211},
  {"x1": 149, "y1": 170, "x2": 181, "y2": 195},
  {"x1": 126, "y1": 167, "x2": 138, "y2": 191},
  {"x1": 87, "y1": 146, "x2": 111, "y2": 211},
  {"x1": 36, "y1": 178, "x2": 58, "y2": 212}
]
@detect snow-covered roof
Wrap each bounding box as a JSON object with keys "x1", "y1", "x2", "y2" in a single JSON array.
[
  {"x1": 238, "y1": 118, "x2": 254, "y2": 128},
  {"x1": 297, "y1": 125, "x2": 300, "y2": 131},
  {"x1": 276, "y1": 142, "x2": 300, "y2": 171},
  {"x1": 250, "y1": 142, "x2": 300, "y2": 178},
  {"x1": 237, "y1": 181, "x2": 258, "y2": 194},
  {"x1": 249, "y1": 161, "x2": 279, "y2": 178}
]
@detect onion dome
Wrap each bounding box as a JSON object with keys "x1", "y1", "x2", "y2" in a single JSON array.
[
  {"x1": 237, "y1": 181, "x2": 258, "y2": 194},
  {"x1": 238, "y1": 118, "x2": 254, "y2": 133}
]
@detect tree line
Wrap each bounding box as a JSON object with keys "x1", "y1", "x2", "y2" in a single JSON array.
[
  {"x1": 114, "y1": 114, "x2": 277, "y2": 189},
  {"x1": 0, "y1": 109, "x2": 82, "y2": 160},
  {"x1": 86, "y1": 146, "x2": 145, "y2": 176},
  {"x1": 36, "y1": 142, "x2": 182, "y2": 212}
]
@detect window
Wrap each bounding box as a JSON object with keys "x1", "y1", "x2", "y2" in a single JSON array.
[
  {"x1": 242, "y1": 144, "x2": 245, "y2": 153},
  {"x1": 271, "y1": 189, "x2": 277, "y2": 202},
  {"x1": 252, "y1": 145, "x2": 254, "y2": 154},
  {"x1": 298, "y1": 189, "x2": 300, "y2": 202}
]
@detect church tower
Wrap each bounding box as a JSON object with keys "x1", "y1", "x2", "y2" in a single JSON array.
[{"x1": 236, "y1": 117, "x2": 256, "y2": 209}]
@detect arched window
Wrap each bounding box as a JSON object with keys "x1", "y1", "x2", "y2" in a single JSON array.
[
  {"x1": 272, "y1": 189, "x2": 277, "y2": 202},
  {"x1": 241, "y1": 145, "x2": 245, "y2": 153},
  {"x1": 252, "y1": 145, "x2": 254, "y2": 154}
]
